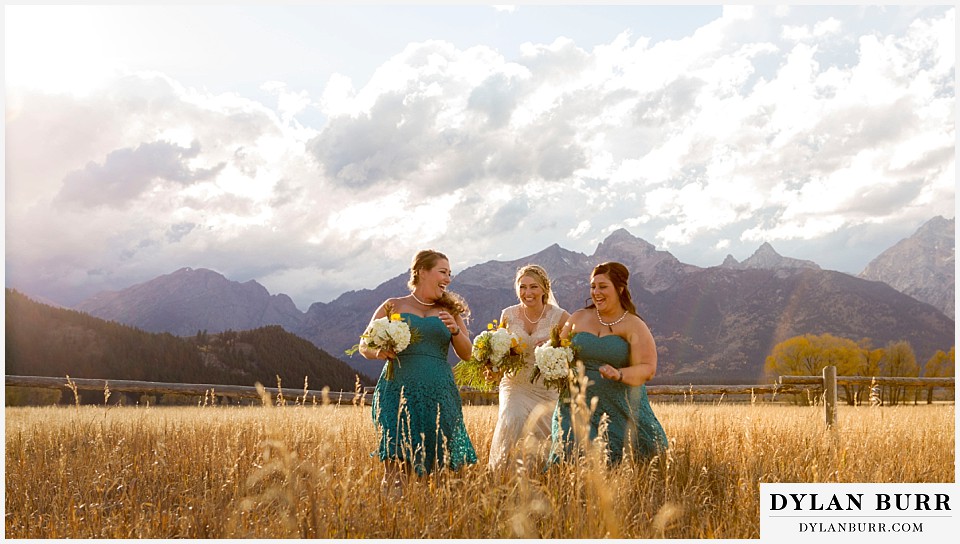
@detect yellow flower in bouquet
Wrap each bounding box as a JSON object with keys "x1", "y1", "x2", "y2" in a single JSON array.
[{"x1": 454, "y1": 316, "x2": 526, "y2": 392}]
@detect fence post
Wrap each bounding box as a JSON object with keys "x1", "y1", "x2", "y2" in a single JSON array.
[{"x1": 823, "y1": 365, "x2": 837, "y2": 426}]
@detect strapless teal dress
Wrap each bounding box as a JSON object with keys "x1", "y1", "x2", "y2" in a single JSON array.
[
  {"x1": 371, "y1": 313, "x2": 477, "y2": 475},
  {"x1": 550, "y1": 332, "x2": 668, "y2": 464}
]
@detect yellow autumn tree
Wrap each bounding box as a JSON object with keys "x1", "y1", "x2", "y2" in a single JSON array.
[
  {"x1": 766, "y1": 333, "x2": 872, "y2": 405},
  {"x1": 923, "y1": 347, "x2": 955, "y2": 403},
  {"x1": 847, "y1": 339, "x2": 886, "y2": 405},
  {"x1": 880, "y1": 341, "x2": 920, "y2": 405}
]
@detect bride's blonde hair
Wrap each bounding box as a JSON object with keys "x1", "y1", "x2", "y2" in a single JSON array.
[{"x1": 515, "y1": 264, "x2": 558, "y2": 307}]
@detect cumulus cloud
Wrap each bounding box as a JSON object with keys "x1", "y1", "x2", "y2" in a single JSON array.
[
  {"x1": 56, "y1": 140, "x2": 224, "y2": 208},
  {"x1": 4, "y1": 5, "x2": 955, "y2": 308}
]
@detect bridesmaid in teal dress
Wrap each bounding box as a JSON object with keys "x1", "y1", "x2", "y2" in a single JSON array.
[
  {"x1": 359, "y1": 250, "x2": 477, "y2": 492},
  {"x1": 551, "y1": 261, "x2": 668, "y2": 464}
]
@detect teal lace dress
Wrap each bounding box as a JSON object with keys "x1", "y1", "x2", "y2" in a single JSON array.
[
  {"x1": 371, "y1": 313, "x2": 478, "y2": 475},
  {"x1": 550, "y1": 332, "x2": 668, "y2": 464}
]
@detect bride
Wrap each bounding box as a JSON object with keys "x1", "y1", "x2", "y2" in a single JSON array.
[{"x1": 487, "y1": 264, "x2": 569, "y2": 469}]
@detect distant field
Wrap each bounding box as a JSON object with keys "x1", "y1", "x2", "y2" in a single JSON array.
[{"x1": 5, "y1": 401, "x2": 954, "y2": 539}]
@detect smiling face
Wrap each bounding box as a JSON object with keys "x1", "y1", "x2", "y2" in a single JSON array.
[
  {"x1": 417, "y1": 258, "x2": 452, "y2": 301},
  {"x1": 517, "y1": 274, "x2": 546, "y2": 308},
  {"x1": 590, "y1": 272, "x2": 622, "y2": 313}
]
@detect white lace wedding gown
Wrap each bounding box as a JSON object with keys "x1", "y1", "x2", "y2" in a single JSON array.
[{"x1": 488, "y1": 303, "x2": 566, "y2": 468}]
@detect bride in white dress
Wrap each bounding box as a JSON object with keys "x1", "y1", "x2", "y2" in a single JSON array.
[{"x1": 488, "y1": 264, "x2": 569, "y2": 469}]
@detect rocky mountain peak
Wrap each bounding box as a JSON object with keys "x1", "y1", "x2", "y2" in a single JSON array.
[
  {"x1": 721, "y1": 254, "x2": 740, "y2": 268},
  {"x1": 917, "y1": 215, "x2": 952, "y2": 236},
  {"x1": 595, "y1": 228, "x2": 657, "y2": 257},
  {"x1": 75, "y1": 266, "x2": 304, "y2": 335},
  {"x1": 860, "y1": 216, "x2": 954, "y2": 318},
  {"x1": 592, "y1": 229, "x2": 696, "y2": 293},
  {"x1": 737, "y1": 242, "x2": 821, "y2": 271}
]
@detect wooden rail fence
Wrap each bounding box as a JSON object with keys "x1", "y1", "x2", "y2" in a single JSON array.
[
  {"x1": 778, "y1": 367, "x2": 954, "y2": 425},
  {"x1": 5, "y1": 375, "x2": 367, "y2": 405},
  {"x1": 6, "y1": 369, "x2": 954, "y2": 426}
]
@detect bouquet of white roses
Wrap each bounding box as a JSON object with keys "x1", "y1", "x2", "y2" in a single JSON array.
[
  {"x1": 453, "y1": 318, "x2": 525, "y2": 392},
  {"x1": 346, "y1": 304, "x2": 420, "y2": 380},
  {"x1": 531, "y1": 325, "x2": 578, "y2": 393}
]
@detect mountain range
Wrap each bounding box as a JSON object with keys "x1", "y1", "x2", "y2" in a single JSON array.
[{"x1": 63, "y1": 216, "x2": 955, "y2": 384}]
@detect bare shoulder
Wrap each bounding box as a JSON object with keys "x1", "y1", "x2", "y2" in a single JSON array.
[
  {"x1": 624, "y1": 314, "x2": 654, "y2": 339},
  {"x1": 502, "y1": 303, "x2": 522, "y2": 315},
  {"x1": 568, "y1": 308, "x2": 593, "y2": 326},
  {"x1": 625, "y1": 313, "x2": 649, "y2": 327},
  {"x1": 380, "y1": 296, "x2": 412, "y2": 315}
]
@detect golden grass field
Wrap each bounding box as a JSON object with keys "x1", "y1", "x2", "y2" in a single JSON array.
[{"x1": 5, "y1": 398, "x2": 955, "y2": 539}]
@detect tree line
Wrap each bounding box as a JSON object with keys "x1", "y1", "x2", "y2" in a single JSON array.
[
  {"x1": 5, "y1": 289, "x2": 371, "y2": 405},
  {"x1": 764, "y1": 333, "x2": 955, "y2": 405}
]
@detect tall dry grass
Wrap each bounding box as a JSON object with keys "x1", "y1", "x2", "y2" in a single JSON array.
[{"x1": 5, "y1": 399, "x2": 954, "y2": 539}]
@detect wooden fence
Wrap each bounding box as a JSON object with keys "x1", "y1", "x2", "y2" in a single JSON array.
[
  {"x1": 6, "y1": 370, "x2": 955, "y2": 426},
  {"x1": 5, "y1": 375, "x2": 367, "y2": 405},
  {"x1": 777, "y1": 367, "x2": 955, "y2": 425}
]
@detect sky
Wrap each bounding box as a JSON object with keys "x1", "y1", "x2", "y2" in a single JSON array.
[{"x1": 4, "y1": 4, "x2": 956, "y2": 310}]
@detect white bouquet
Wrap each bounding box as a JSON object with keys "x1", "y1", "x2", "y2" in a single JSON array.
[
  {"x1": 347, "y1": 304, "x2": 420, "y2": 380},
  {"x1": 363, "y1": 314, "x2": 413, "y2": 354},
  {"x1": 533, "y1": 344, "x2": 574, "y2": 381},
  {"x1": 479, "y1": 328, "x2": 522, "y2": 371},
  {"x1": 531, "y1": 325, "x2": 579, "y2": 393}
]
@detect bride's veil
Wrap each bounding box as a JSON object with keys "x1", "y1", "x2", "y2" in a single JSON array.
[{"x1": 546, "y1": 287, "x2": 560, "y2": 311}]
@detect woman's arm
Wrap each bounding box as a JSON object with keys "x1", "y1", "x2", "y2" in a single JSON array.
[
  {"x1": 621, "y1": 318, "x2": 657, "y2": 385},
  {"x1": 598, "y1": 316, "x2": 657, "y2": 386},
  {"x1": 449, "y1": 311, "x2": 472, "y2": 360}
]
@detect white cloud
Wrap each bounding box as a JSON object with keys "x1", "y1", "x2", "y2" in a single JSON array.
[
  {"x1": 568, "y1": 220, "x2": 591, "y2": 239},
  {"x1": 4, "y1": 5, "x2": 955, "y2": 307}
]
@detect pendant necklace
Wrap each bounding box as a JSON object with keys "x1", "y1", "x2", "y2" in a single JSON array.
[
  {"x1": 596, "y1": 307, "x2": 628, "y2": 331},
  {"x1": 411, "y1": 292, "x2": 436, "y2": 306}
]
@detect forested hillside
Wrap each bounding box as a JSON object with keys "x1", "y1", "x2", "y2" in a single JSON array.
[{"x1": 5, "y1": 289, "x2": 369, "y2": 397}]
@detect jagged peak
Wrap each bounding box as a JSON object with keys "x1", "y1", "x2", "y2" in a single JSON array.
[
  {"x1": 721, "y1": 254, "x2": 740, "y2": 267},
  {"x1": 602, "y1": 228, "x2": 653, "y2": 246},
  {"x1": 754, "y1": 241, "x2": 779, "y2": 255},
  {"x1": 916, "y1": 215, "x2": 954, "y2": 235},
  {"x1": 740, "y1": 242, "x2": 820, "y2": 271},
  {"x1": 605, "y1": 227, "x2": 637, "y2": 241},
  {"x1": 537, "y1": 242, "x2": 564, "y2": 254},
  {"x1": 594, "y1": 228, "x2": 657, "y2": 257},
  {"x1": 170, "y1": 266, "x2": 222, "y2": 278}
]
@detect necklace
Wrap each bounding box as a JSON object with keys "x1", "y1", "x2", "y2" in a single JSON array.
[
  {"x1": 596, "y1": 307, "x2": 628, "y2": 331},
  {"x1": 410, "y1": 292, "x2": 436, "y2": 306},
  {"x1": 522, "y1": 303, "x2": 547, "y2": 324}
]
